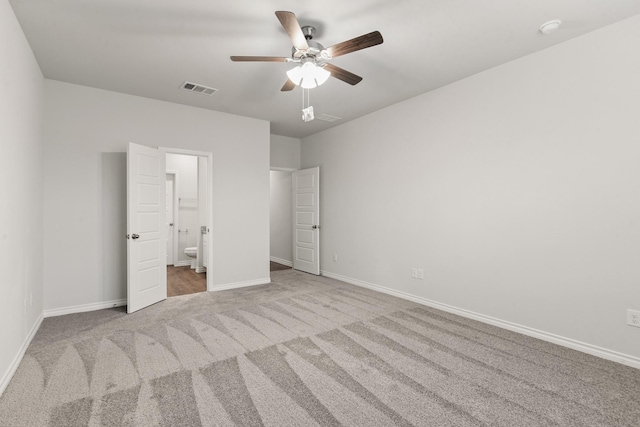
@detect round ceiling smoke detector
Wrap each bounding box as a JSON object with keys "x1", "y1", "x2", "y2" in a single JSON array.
[{"x1": 539, "y1": 20, "x2": 562, "y2": 35}]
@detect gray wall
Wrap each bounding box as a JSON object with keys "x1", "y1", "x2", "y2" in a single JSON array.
[
  {"x1": 302, "y1": 16, "x2": 640, "y2": 364},
  {"x1": 43, "y1": 80, "x2": 270, "y2": 311},
  {"x1": 0, "y1": 0, "x2": 44, "y2": 393},
  {"x1": 270, "y1": 134, "x2": 301, "y2": 170}
]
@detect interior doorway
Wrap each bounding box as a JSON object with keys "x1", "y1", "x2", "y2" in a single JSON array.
[
  {"x1": 165, "y1": 152, "x2": 210, "y2": 297},
  {"x1": 128, "y1": 143, "x2": 214, "y2": 313},
  {"x1": 270, "y1": 169, "x2": 294, "y2": 269},
  {"x1": 269, "y1": 167, "x2": 321, "y2": 275}
]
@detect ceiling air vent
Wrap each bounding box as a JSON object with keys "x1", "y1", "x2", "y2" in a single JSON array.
[
  {"x1": 180, "y1": 81, "x2": 218, "y2": 96},
  {"x1": 316, "y1": 114, "x2": 342, "y2": 123}
]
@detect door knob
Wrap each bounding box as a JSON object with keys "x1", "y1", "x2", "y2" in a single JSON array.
[
  {"x1": 312, "y1": 225, "x2": 320, "y2": 229},
  {"x1": 131, "y1": 234, "x2": 140, "y2": 239}
]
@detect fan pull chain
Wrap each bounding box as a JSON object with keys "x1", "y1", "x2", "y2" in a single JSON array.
[
  {"x1": 302, "y1": 87, "x2": 310, "y2": 110},
  {"x1": 301, "y1": 88, "x2": 314, "y2": 122}
]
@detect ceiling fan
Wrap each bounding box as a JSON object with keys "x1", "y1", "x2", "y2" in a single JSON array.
[{"x1": 230, "y1": 11, "x2": 383, "y2": 91}]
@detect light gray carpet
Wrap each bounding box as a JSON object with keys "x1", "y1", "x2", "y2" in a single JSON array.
[{"x1": 1, "y1": 269, "x2": 639, "y2": 426}]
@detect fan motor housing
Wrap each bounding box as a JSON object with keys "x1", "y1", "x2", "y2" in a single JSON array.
[
  {"x1": 292, "y1": 40, "x2": 325, "y2": 59},
  {"x1": 291, "y1": 26, "x2": 325, "y2": 59}
]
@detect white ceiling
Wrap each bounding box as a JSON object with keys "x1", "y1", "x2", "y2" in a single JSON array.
[{"x1": 9, "y1": 0, "x2": 640, "y2": 138}]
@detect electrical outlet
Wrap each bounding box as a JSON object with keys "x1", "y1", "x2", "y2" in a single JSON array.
[
  {"x1": 333, "y1": 253, "x2": 338, "y2": 262},
  {"x1": 628, "y1": 309, "x2": 640, "y2": 328},
  {"x1": 417, "y1": 269, "x2": 424, "y2": 279},
  {"x1": 411, "y1": 268, "x2": 417, "y2": 279}
]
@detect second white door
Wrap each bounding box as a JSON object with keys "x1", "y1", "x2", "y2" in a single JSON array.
[{"x1": 293, "y1": 167, "x2": 320, "y2": 275}]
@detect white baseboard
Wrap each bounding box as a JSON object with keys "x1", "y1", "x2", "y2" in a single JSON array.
[
  {"x1": 209, "y1": 277, "x2": 271, "y2": 292},
  {"x1": 0, "y1": 313, "x2": 43, "y2": 396},
  {"x1": 270, "y1": 256, "x2": 293, "y2": 267},
  {"x1": 195, "y1": 266, "x2": 206, "y2": 273},
  {"x1": 173, "y1": 260, "x2": 192, "y2": 268},
  {"x1": 43, "y1": 299, "x2": 127, "y2": 318},
  {"x1": 321, "y1": 270, "x2": 640, "y2": 370}
]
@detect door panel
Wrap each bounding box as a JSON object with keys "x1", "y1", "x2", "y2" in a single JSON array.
[
  {"x1": 296, "y1": 247, "x2": 315, "y2": 262},
  {"x1": 127, "y1": 142, "x2": 166, "y2": 313},
  {"x1": 293, "y1": 167, "x2": 320, "y2": 275},
  {"x1": 297, "y1": 227, "x2": 316, "y2": 244},
  {"x1": 296, "y1": 212, "x2": 314, "y2": 224}
]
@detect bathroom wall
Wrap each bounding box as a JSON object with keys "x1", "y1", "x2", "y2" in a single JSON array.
[{"x1": 166, "y1": 153, "x2": 199, "y2": 266}]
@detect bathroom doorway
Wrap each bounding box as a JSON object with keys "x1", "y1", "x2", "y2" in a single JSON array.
[{"x1": 163, "y1": 149, "x2": 212, "y2": 297}]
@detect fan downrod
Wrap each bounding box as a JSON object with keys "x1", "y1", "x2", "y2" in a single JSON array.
[{"x1": 301, "y1": 26, "x2": 316, "y2": 40}]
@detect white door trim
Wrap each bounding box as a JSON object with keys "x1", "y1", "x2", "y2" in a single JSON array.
[
  {"x1": 166, "y1": 170, "x2": 179, "y2": 265},
  {"x1": 162, "y1": 147, "x2": 212, "y2": 157}
]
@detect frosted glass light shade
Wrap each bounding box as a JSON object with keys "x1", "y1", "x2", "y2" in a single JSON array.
[
  {"x1": 286, "y1": 66, "x2": 304, "y2": 86},
  {"x1": 286, "y1": 62, "x2": 330, "y2": 89},
  {"x1": 314, "y1": 65, "x2": 330, "y2": 86}
]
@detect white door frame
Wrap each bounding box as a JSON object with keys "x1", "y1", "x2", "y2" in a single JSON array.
[
  {"x1": 160, "y1": 147, "x2": 214, "y2": 292},
  {"x1": 166, "y1": 170, "x2": 179, "y2": 265}
]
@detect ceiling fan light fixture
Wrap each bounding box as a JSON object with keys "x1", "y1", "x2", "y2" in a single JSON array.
[
  {"x1": 300, "y1": 77, "x2": 318, "y2": 89},
  {"x1": 231, "y1": 11, "x2": 383, "y2": 94},
  {"x1": 287, "y1": 62, "x2": 330, "y2": 89}
]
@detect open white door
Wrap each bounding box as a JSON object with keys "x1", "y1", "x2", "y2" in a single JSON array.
[
  {"x1": 127, "y1": 142, "x2": 166, "y2": 313},
  {"x1": 293, "y1": 167, "x2": 320, "y2": 275}
]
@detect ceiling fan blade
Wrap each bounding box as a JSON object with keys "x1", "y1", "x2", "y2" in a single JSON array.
[
  {"x1": 325, "y1": 31, "x2": 383, "y2": 58},
  {"x1": 281, "y1": 79, "x2": 296, "y2": 91},
  {"x1": 323, "y1": 63, "x2": 363, "y2": 85},
  {"x1": 275, "y1": 11, "x2": 309, "y2": 51},
  {"x1": 230, "y1": 56, "x2": 289, "y2": 62}
]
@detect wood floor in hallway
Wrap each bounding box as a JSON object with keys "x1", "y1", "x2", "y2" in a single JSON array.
[{"x1": 270, "y1": 261, "x2": 291, "y2": 271}]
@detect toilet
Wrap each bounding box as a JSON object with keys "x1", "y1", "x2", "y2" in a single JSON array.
[{"x1": 184, "y1": 247, "x2": 197, "y2": 269}]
